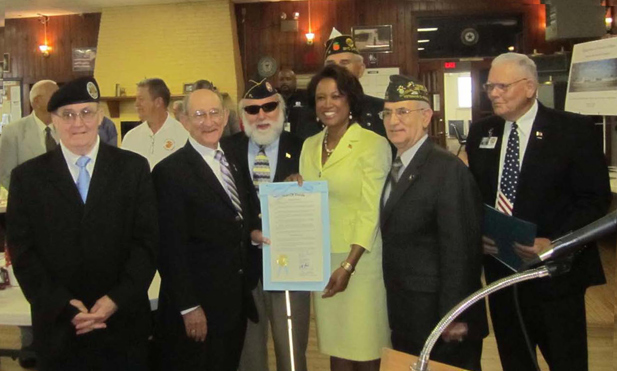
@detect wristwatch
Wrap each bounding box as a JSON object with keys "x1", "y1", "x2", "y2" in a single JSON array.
[{"x1": 340, "y1": 261, "x2": 355, "y2": 275}]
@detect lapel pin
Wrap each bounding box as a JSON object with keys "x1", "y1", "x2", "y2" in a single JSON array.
[
  {"x1": 488, "y1": 128, "x2": 494, "y2": 137},
  {"x1": 536, "y1": 131, "x2": 543, "y2": 139},
  {"x1": 285, "y1": 152, "x2": 291, "y2": 158},
  {"x1": 348, "y1": 144, "x2": 353, "y2": 149}
]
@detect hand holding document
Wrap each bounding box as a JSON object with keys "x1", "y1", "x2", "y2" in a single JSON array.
[
  {"x1": 483, "y1": 205, "x2": 537, "y2": 271},
  {"x1": 259, "y1": 181, "x2": 331, "y2": 291}
]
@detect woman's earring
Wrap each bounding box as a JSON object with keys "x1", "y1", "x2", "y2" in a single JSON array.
[
  {"x1": 349, "y1": 113, "x2": 353, "y2": 120},
  {"x1": 316, "y1": 117, "x2": 320, "y2": 123}
]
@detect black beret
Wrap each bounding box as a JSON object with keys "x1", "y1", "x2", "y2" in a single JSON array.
[
  {"x1": 47, "y1": 76, "x2": 100, "y2": 112},
  {"x1": 325, "y1": 35, "x2": 360, "y2": 58},
  {"x1": 243, "y1": 78, "x2": 276, "y2": 99},
  {"x1": 385, "y1": 75, "x2": 430, "y2": 104}
]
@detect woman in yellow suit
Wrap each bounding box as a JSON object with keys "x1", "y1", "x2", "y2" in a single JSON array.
[{"x1": 299, "y1": 65, "x2": 392, "y2": 371}]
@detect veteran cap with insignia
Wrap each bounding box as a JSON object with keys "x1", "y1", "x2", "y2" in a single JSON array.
[
  {"x1": 243, "y1": 78, "x2": 276, "y2": 99},
  {"x1": 325, "y1": 27, "x2": 360, "y2": 58},
  {"x1": 47, "y1": 76, "x2": 100, "y2": 112},
  {"x1": 385, "y1": 75, "x2": 430, "y2": 104}
]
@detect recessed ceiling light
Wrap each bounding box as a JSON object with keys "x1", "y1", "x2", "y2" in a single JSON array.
[
  {"x1": 418, "y1": 28, "x2": 438, "y2": 32},
  {"x1": 418, "y1": 47, "x2": 425, "y2": 51},
  {"x1": 418, "y1": 39, "x2": 430, "y2": 44}
]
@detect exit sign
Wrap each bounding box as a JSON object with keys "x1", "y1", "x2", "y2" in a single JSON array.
[{"x1": 444, "y1": 62, "x2": 457, "y2": 69}]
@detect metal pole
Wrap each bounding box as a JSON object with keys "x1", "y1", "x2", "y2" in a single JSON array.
[
  {"x1": 285, "y1": 290, "x2": 296, "y2": 371},
  {"x1": 411, "y1": 266, "x2": 550, "y2": 371}
]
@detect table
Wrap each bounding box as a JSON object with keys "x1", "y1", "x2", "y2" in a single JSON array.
[
  {"x1": 0, "y1": 272, "x2": 161, "y2": 327},
  {"x1": 0, "y1": 272, "x2": 161, "y2": 361}
]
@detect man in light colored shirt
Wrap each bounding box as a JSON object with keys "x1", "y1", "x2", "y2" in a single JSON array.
[
  {"x1": 222, "y1": 79, "x2": 307, "y2": 371},
  {"x1": 7, "y1": 76, "x2": 157, "y2": 371},
  {"x1": 380, "y1": 75, "x2": 486, "y2": 371},
  {"x1": 121, "y1": 78, "x2": 188, "y2": 169},
  {"x1": 0, "y1": 79, "x2": 59, "y2": 189}
]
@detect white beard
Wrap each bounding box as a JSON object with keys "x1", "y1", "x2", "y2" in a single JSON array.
[{"x1": 243, "y1": 111, "x2": 285, "y2": 146}]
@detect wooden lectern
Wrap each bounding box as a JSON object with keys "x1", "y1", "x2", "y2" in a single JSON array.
[{"x1": 380, "y1": 348, "x2": 470, "y2": 371}]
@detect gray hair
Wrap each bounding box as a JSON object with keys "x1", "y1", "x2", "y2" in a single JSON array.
[
  {"x1": 492, "y1": 52, "x2": 538, "y2": 83},
  {"x1": 238, "y1": 93, "x2": 287, "y2": 121},
  {"x1": 183, "y1": 86, "x2": 226, "y2": 115},
  {"x1": 29, "y1": 80, "x2": 57, "y2": 105}
]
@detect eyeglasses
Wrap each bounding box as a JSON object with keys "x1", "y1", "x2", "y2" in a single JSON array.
[
  {"x1": 243, "y1": 102, "x2": 279, "y2": 115},
  {"x1": 55, "y1": 108, "x2": 99, "y2": 123},
  {"x1": 378, "y1": 107, "x2": 425, "y2": 120},
  {"x1": 189, "y1": 109, "x2": 223, "y2": 123},
  {"x1": 483, "y1": 78, "x2": 527, "y2": 93}
]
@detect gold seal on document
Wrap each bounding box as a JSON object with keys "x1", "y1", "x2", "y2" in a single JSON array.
[{"x1": 276, "y1": 255, "x2": 288, "y2": 267}]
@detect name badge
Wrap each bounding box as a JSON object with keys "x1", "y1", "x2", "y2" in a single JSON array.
[{"x1": 479, "y1": 136, "x2": 498, "y2": 149}]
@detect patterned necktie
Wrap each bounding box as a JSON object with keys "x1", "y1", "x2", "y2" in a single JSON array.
[
  {"x1": 389, "y1": 156, "x2": 403, "y2": 189},
  {"x1": 215, "y1": 150, "x2": 243, "y2": 219},
  {"x1": 252, "y1": 146, "x2": 271, "y2": 192},
  {"x1": 76, "y1": 156, "x2": 91, "y2": 203},
  {"x1": 497, "y1": 122, "x2": 520, "y2": 215},
  {"x1": 45, "y1": 127, "x2": 57, "y2": 152}
]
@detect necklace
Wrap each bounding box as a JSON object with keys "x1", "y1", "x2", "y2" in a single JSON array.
[{"x1": 323, "y1": 128, "x2": 335, "y2": 157}]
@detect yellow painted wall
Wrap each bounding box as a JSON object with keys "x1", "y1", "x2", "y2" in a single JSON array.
[{"x1": 94, "y1": 2, "x2": 244, "y2": 138}]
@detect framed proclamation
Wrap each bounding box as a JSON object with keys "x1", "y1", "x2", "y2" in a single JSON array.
[{"x1": 259, "y1": 181, "x2": 331, "y2": 291}]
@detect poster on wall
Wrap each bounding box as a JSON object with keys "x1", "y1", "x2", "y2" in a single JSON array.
[
  {"x1": 72, "y1": 48, "x2": 97, "y2": 72},
  {"x1": 565, "y1": 37, "x2": 617, "y2": 116}
]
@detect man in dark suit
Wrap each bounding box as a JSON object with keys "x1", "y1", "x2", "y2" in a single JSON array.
[
  {"x1": 466, "y1": 52, "x2": 611, "y2": 371},
  {"x1": 7, "y1": 76, "x2": 157, "y2": 371},
  {"x1": 295, "y1": 28, "x2": 386, "y2": 139},
  {"x1": 221, "y1": 79, "x2": 308, "y2": 371},
  {"x1": 153, "y1": 87, "x2": 262, "y2": 371},
  {"x1": 274, "y1": 68, "x2": 310, "y2": 137},
  {"x1": 380, "y1": 75, "x2": 487, "y2": 371}
]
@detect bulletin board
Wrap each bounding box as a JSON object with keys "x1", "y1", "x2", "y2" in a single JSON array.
[{"x1": 0, "y1": 78, "x2": 23, "y2": 122}]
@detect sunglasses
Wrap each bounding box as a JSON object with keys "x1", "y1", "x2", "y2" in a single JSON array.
[{"x1": 243, "y1": 102, "x2": 279, "y2": 115}]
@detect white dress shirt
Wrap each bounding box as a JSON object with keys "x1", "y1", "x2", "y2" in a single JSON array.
[
  {"x1": 495, "y1": 100, "x2": 538, "y2": 208},
  {"x1": 59, "y1": 136, "x2": 100, "y2": 184},
  {"x1": 383, "y1": 134, "x2": 428, "y2": 203}
]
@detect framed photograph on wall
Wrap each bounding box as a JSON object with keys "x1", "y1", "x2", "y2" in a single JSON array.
[
  {"x1": 183, "y1": 83, "x2": 194, "y2": 94},
  {"x1": 352, "y1": 25, "x2": 393, "y2": 53}
]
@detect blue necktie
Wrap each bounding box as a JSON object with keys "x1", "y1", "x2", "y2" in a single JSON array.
[{"x1": 76, "y1": 156, "x2": 91, "y2": 203}]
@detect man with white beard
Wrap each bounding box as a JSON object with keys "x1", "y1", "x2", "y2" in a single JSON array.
[{"x1": 221, "y1": 79, "x2": 308, "y2": 371}]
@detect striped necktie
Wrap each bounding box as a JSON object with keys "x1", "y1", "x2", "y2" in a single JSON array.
[
  {"x1": 252, "y1": 146, "x2": 271, "y2": 192},
  {"x1": 215, "y1": 150, "x2": 243, "y2": 219},
  {"x1": 497, "y1": 122, "x2": 520, "y2": 215},
  {"x1": 389, "y1": 156, "x2": 403, "y2": 189}
]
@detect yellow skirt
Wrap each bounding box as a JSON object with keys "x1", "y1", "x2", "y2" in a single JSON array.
[{"x1": 313, "y1": 248, "x2": 391, "y2": 361}]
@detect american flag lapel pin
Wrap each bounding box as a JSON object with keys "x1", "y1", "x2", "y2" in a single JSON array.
[
  {"x1": 536, "y1": 131, "x2": 543, "y2": 139},
  {"x1": 285, "y1": 152, "x2": 291, "y2": 158}
]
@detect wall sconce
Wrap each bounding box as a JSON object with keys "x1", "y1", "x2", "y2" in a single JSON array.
[
  {"x1": 293, "y1": 12, "x2": 300, "y2": 20},
  {"x1": 38, "y1": 15, "x2": 51, "y2": 57},
  {"x1": 305, "y1": 32, "x2": 315, "y2": 45},
  {"x1": 306, "y1": 0, "x2": 314, "y2": 45}
]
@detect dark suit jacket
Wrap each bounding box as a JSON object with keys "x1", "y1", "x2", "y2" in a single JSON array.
[
  {"x1": 152, "y1": 142, "x2": 258, "y2": 339},
  {"x1": 381, "y1": 139, "x2": 488, "y2": 345},
  {"x1": 221, "y1": 131, "x2": 303, "y2": 289},
  {"x1": 7, "y1": 144, "x2": 157, "y2": 363},
  {"x1": 467, "y1": 102, "x2": 611, "y2": 296}
]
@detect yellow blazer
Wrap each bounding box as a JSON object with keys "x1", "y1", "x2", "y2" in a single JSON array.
[{"x1": 300, "y1": 123, "x2": 392, "y2": 254}]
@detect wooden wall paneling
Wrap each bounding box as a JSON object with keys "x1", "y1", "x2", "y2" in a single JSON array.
[
  {"x1": 3, "y1": 13, "x2": 101, "y2": 86},
  {"x1": 0, "y1": 28, "x2": 5, "y2": 57}
]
